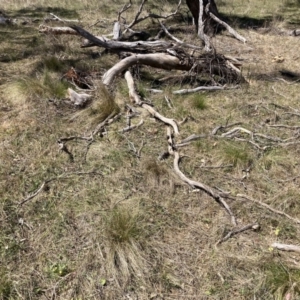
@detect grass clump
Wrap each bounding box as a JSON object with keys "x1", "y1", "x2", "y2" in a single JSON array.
[
  {"x1": 103, "y1": 204, "x2": 149, "y2": 287},
  {"x1": 15, "y1": 71, "x2": 68, "y2": 100},
  {"x1": 190, "y1": 93, "x2": 208, "y2": 110},
  {"x1": 221, "y1": 141, "x2": 253, "y2": 168},
  {"x1": 263, "y1": 262, "x2": 300, "y2": 299}
]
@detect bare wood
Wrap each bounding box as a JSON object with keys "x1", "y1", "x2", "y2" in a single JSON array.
[
  {"x1": 198, "y1": 0, "x2": 211, "y2": 51},
  {"x1": 103, "y1": 53, "x2": 186, "y2": 86},
  {"x1": 39, "y1": 25, "x2": 78, "y2": 35},
  {"x1": 159, "y1": 20, "x2": 202, "y2": 50},
  {"x1": 237, "y1": 194, "x2": 300, "y2": 225},
  {"x1": 113, "y1": 21, "x2": 122, "y2": 40},
  {"x1": 217, "y1": 223, "x2": 260, "y2": 245},
  {"x1": 173, "y1": 85, "x2": 226, "y2": 94},
  {"x1": 125, "y1": 71, "x2": 179, "y2": 135},
  {"x1": 71, "y1": 25, "x2": 174, "y2": 51},
  {"x1": 44, "y1": 13, "x2": 79, "y2": 23},
  {"x1": 268, "y1": 124, "x2": 300, "y2": 130},
  {"x1": 67, "y1": 88, "x2": 92, "y2": 107},
  {"x1": 170, "y1": 132, "x2": 236, "y2": 225},
  {"x1": 205, "y1": 3, "x2": 246, "y2": 43},
  {"x1": 117, "y1": 0, "x2": 132, "y2": 22},
  {"x1": 120, "y1": 119, "x2": 144, "y2": 133},
  {"x1": 271, "y1": 243, "x2": 300, "y2": 253}
]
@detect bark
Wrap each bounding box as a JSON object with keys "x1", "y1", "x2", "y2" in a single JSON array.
[{"x1": 186, "y1": 0, "x2": 221, "y2": 35}]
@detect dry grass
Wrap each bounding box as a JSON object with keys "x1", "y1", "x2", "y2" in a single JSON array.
[{"x1": 1, "y1": 0, "x2": 300, "y2": 299}]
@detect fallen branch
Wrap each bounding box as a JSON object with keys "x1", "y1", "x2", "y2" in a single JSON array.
[
  {"x1": 39, "y1": 25, "x2": 78, "y2": 35},
  {"x1": 125, "y1": 71, "x2": 179, "y2": 135},
  {"x1": 44, "y1": 13, "x2": 79, "y2": 23},
  {"x1": 173, "y1": 85, "x2": 227, "y2": 94},
  {"x1": 19, "y1": 171, "x2": 102, "y2": 206},
  {"x1": 237, "y1": 194, "x2": 300, "y2": 225},
  {"x1": 216, "y1": 223, "x2": 260, "y2": 245},
  {"x1": 205, "y1": 3, "x2": 247, "y2": 43},
  {"x1": 159, "y1": 20, "x2": 202, "y2": 50},
  {"x1": 167, "y1": 127, "x2": 237, "y2": 225},
  {"x1": 271, "y1": 243, "x2": 300, "y2": 253}
]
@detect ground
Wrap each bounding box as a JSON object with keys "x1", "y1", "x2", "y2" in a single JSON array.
[{"x1": 1, "y1": 0, "x2": 300, "y2": 299}]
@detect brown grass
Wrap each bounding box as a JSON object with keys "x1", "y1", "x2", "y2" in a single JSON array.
[{"x1": 1, "y1": 0, "x2": 300, "y2": 299}]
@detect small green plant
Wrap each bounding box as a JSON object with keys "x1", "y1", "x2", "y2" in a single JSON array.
[
  {"x1": 191, "y1": 93, "x2": 207, "y2": 110},
  {"x1": 43, "y1": 56, "x2": 65, "y2": 72},
  {"x1": 48, "y1": 261, "x2": 71, "y2": 278},
  {"x1": 221, "y1": 141, "x2": 252, "y2": 167}
]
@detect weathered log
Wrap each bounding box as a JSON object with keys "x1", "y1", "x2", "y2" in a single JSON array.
[
  {"x1": 102, "y1": 52, "x2": 242, "y2": 86},
  {"x1": 39, "y1": 25, "x2": 78, "y2": 35}
]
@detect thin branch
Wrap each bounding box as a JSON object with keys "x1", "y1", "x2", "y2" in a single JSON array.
[
  {"x1": 125, "y1": 0, "x2": 182, "y2": 31},
  {"x1": 167, "y1": 127, "x2": 237, "y2": 225},
  {"x1": 173, "y1": 85, "x2": 228, "y2": 95},
  {"x1": 237, "y1": 194, "x2": 300, "y2": 225},
  {"x1": 19, "y1": 171, "x2": 102, "y2": 206},
  {"x1": 216, "y1": 223, "x2": 260, "y2": 245},
  {"x1": 159, "y1": 20, "x2": 202, "y2": 50},
  {"x1": 205, "y1": 3, "x2": 246, "y2": 43}
]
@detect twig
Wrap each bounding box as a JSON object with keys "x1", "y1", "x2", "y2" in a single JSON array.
[
  {"x1": 125, "y1": 0, "x2": 182, "y2": 31},
  {"x1": 19, "y1": 178, "x2": 55, "y2": 206},
  {"x1": 120, "y1": 119, "x2": 144, "y2": 133},
  {"x1": 159, "y1": 20, "x2": 202, "y2": 50},
  {"x1": 58, "y1": 141, "x2": 74, "y2": 162},
  {"x1": 237, "y1": 194, "x2": 300, "y2": 225},
  {"x1": 205, "y1": 3, "x2": 246, "y2": 43},
  {"x1": 173, "y1": 85, "x2": 230, "y2": 95},
  {"x1": 216, "y1": 223, "x2": 260, "y2": 245},
  {"x1": 19, "y1": 171, "x2": 103, "y2": 206},
  {"x1": 164, "y1": 96, "x2": 173, "y2": 109}
]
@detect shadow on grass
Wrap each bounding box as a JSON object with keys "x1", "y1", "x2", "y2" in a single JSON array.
[{"x1": 10, "y1": 6, "x2": 79, "y2": 19}]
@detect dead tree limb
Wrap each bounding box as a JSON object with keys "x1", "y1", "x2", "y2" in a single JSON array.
[
  {"x1": 125, "y1": 71, "x2": 179, "y2": 135},
  {"x1": 237, "y1": 194, "x2": 300, "y2": 225},
  {"x1": 125, "y1": 0, "x2": 182, "y2": 31},
  {"x1": 39, "y1": 25, "x2": 78, "y2": 35},
  {"x1": 271, "y1": 243, "x2": 300, "y2": 253},
  {"x1": 166, "y1": 127, "x2": 237, "y2": 225},
  {"x1": 216, "y1": 223, "x2": 260, "y2": 245},
  {"x1": 173, "y1": 85, "x2": 227, "y2": 94},
  {"x1": 205, "y1": 3, "x2": 246, "y2": 43}
]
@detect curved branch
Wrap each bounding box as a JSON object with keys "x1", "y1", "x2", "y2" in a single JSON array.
[
  {"x1": 125, "y1": 71, "x2": 179, "y2": 135},
  {"x1": 103, "y1": 53, "x2": 187, "y2": 86}
]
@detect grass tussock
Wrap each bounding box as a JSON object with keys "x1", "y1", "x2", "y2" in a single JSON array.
[{"x1": 103, "y1": 204, "x2": 149, "y2": 287}]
